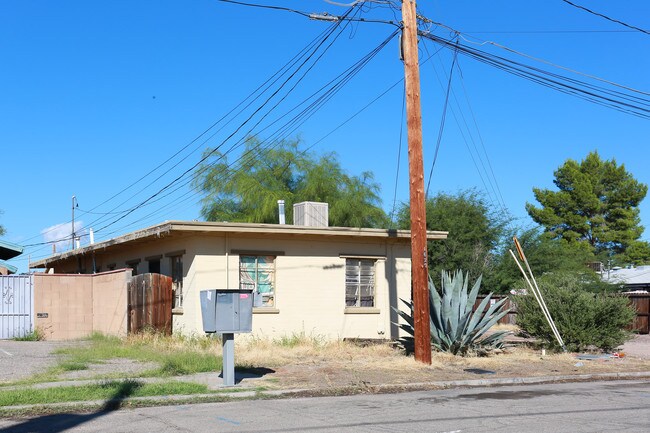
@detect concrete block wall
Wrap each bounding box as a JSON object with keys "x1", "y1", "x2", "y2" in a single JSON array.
[{"x1": 34, "y1": 270, "x2": 130, "y2": 340}]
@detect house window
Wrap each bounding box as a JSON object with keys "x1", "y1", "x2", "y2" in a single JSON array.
[
  {"x1": 147, "y1": 256, "x2": 161, "y2": 274},
  {"x1": 239, "y1": 255, "x2": 275, "y2": 307},
  {"x1": 170, "y1": 255, "x2": 183, "y2": 309},
  {"x1": 345, "y1": 258, "x2": 375, "y2": 307},
  {"x1": 126, "y1": 260, "x2": 140, "y2": 276}
]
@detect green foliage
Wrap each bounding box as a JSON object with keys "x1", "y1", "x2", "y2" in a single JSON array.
[
  {"x1": 0, "y1": 380, "x2": 209, "y2": 407},
  {"x1": 54, "y1": 332, "x2": 222, "y2": 378},
  {"x1": 513, "y1": 273, "x2": 635, "y2": 352},
  {"x1": 398, "y1": 190, "x2": 510, "y2": 283},
  {"x1": 526, "y1": 151, "x2": 649, "y2": 260},
  {"x1": 12, "y1": 328, "x2": 43, "y2": 341},
  {"x1": 394, "y1": 271, "x2": 510, "y2": 355},
  {"x1": 193, "y1": 137, "x2": 388, "y2": 228},
  {"x1": 486, "y1": 228, "x2": 599, "y2": 294},
  {"x1": 0, "y1": 209, "x2": 5, "y2": 236}
]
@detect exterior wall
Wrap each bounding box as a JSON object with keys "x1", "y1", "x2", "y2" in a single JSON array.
[
  {"x1": 37, "y1": 233, "x2": 414, "y2": 340},
  {"x1": 172, "y1": 235, "x2": 412, "y2": 340},
  {"x1": 34, "y1": 270, "x2": 129, "y2": 340},
  {"x1": 92, "y1": 271, "x2": 130, "y2": 336}
]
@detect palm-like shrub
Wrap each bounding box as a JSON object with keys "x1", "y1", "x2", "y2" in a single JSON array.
[{"x1": 394, "y1": 270, "x2": 510, "y2": 355}]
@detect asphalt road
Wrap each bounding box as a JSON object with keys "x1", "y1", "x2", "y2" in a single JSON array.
[{"x1": 1, "y1": 380, "x2": 649, "y2": 432}]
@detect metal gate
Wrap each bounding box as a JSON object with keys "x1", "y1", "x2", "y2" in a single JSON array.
[{"x1": 0, "y1": 275, "x2": 34, "y2": 339}]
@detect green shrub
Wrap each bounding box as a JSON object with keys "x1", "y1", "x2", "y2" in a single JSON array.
[{"x1": 514, "y1": 273, "x2": 635, "y2": 352}]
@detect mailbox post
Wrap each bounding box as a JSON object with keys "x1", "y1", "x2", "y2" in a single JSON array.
[{"x1": 200, "y1": 288, "x2": 254, "y2": 386}]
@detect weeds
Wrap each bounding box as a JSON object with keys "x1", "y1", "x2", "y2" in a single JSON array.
[
  {"x1": 0, "y1": 380, "x2": 209, "y2": 407},
  {"x1": 12, "y1": 328, "x2": 43, "y2": 341},
  {"x1": 52, "y1": 332, "x2": 222, "y2": 378}
]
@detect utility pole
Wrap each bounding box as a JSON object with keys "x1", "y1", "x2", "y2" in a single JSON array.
[
  {"x1": 71, "y1": 195, "x2": 76, "y2": 251},
  {"x1": 402, "y1": 0, "x2": 431, "y2": 364}
]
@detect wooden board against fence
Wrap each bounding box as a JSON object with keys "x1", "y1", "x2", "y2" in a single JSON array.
[{"x1": 127, "y1": 273, "x2": 172, "y2": 335}]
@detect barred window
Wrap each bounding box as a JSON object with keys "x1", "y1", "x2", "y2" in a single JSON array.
[{"x1": 345, "y1": 258, "x2": 375, "y2": 307}]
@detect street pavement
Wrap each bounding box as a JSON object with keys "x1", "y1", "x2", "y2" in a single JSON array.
[{"x1": 1, "y1": 379, "x2": 649, "y2": 432}]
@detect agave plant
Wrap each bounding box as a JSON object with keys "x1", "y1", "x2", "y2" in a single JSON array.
[{"x1": 394, "y1": 270, "x2": 510, "y2": 355}]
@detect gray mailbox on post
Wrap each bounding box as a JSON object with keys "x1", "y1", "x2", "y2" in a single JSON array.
[
  {"x1": 200, "y1": 288, "x2": 254, "y2": 387},
  {"x1": 200, "y1": 289, "x2": 253, "y2": 334}
]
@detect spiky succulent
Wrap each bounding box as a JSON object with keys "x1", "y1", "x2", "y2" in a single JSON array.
[{"x1": 394, "y1": 270, "x2": 510, "y2": 355}]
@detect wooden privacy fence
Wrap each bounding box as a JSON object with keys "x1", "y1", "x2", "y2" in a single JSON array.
[
  {"x1": 127, "y1": 273, "x2": 172, "y2": 335},
  {"x1": 474, "y1": 293, "x2": 650, "y2": 334},
  {"x1": 627, "y1": 294, "x2": 649, "y2": 334},
  {"x1": 474, "y1": 295, "x2": 516, "y2": 325}
]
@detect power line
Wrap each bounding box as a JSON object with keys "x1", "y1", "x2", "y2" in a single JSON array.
[
  {"x1": 419, "y1": 32, "x2": 650, "y2": 119},
  {"x1": 426, "y1": 44, "x2": 457, "y2": 198},
  {"x1": 560, "y1": 0, "x2": 650, "y2": 36}
]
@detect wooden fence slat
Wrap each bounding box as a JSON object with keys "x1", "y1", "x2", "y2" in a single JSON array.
[
  {"x1": 127, "y1": 273, "x2": 172, "y2": 335},
  {"x1": 473, "y1": 294, "x2": 650, "y2": 334}
]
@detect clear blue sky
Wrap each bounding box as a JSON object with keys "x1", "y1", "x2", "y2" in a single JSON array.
[{"x1": 2, "y1": 1, "x2": 649, "y2": 272}]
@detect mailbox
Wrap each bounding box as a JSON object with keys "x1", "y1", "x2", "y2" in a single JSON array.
[{"x1": 200, "y1": 289, "x2": 253, "y2": 334}]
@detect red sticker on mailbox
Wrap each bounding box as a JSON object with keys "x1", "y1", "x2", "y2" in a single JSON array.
[{"x1": 240, "y1": 294, "x2": 249, "y2": 299}]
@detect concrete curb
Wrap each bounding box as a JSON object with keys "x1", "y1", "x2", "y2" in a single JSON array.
[{"x1": 1, "y1": 371, "x2": 649, "y2": 414}]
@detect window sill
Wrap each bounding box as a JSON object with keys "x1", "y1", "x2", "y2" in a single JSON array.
[
  {"x1": 172, "y1": 308, "x2": 184, "y2": 315},
  {"x1": 253, "y1": 308, "x2": 280, "y2": 314},
  {"x1": 344, "y1": 307, "x2": 380, "y2": 314}
]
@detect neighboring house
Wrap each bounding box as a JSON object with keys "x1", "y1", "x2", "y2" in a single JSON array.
[
  {"x1": 0, "y1": 239, "x2": 23, "y2": 275},
  {"x1": 601, "y1": 265, "x2": 650, "y2": 292},
  {"x1": 30, "y1": 214, "x2": 447, "y2": 340}
]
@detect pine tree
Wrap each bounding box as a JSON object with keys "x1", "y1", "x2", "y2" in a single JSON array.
[{"x1": 526, "y1": 151, "x2": 649, "y2": 260}]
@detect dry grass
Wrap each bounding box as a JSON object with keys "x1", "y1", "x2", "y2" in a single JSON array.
[{"x1": 74, "y1": 331, "x2": 649, "y2": 391}]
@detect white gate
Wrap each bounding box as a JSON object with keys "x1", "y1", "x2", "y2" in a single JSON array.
[{"x1": 0, "y1": 275, "x2": 34, "y2": 339}]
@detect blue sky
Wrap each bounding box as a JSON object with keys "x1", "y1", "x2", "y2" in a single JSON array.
[{"x1": 2, "y1": 1, "x2": 649, "y2": 272}]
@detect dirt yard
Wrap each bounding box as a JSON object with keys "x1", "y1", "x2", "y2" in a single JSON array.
[
  {"x1": 2, "y1": 334, "x2": 649, "y2": 391},
  {"x1": 237, "y1": 334, "x2": 650, "y2": 391}
]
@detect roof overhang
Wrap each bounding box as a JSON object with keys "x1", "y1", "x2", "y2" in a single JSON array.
[
  {"x1": 0, "y1": 239, "x2": 24, "y2": 260},
  {"x1": 0, "y1": 259, "x2": 18, "y2": 274},
  {"x1": 29, "y1": 220, "x2": 448, "y2": 269}
]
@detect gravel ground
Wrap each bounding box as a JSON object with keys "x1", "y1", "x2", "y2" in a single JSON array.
[{"x1": 0, "y1": 341, "x2": 82, "y2": 383}]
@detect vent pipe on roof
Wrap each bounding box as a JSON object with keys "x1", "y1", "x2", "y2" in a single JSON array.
[
  {"x1": 89, "y1": 228, "x2": 95, "y2": 245},
  {"x1": 278, "y1": 200, "x2": 286, "y2": 225}
]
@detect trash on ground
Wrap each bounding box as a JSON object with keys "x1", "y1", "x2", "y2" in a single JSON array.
[{"x1": 575, "y1": 353, "x2": 625, "y2": 361}]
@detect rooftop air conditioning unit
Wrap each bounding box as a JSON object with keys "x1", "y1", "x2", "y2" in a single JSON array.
[{"x1": 293, "y1": 201, "x2": 329, "y2": 227}]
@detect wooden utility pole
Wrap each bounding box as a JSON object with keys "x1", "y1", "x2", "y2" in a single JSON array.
[{"x1": 402, "y1": 0, "x2": 431, "y2": 364}]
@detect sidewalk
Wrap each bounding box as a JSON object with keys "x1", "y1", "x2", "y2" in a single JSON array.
[{"x1": 2, "y1": 368, "x2": 649, "y2": 414}]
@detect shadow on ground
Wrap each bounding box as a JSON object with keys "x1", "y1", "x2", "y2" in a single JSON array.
[{"x1": 0, "y1": 381, "x2": 141, "y2": 433}]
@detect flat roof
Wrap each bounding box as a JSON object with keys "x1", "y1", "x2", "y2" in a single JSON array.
[
  {"x1": 30, "y1": 220, "x2": 447, "y2": 268},
  {"x1": 0, "y1": 239, "x2": 24, "y2": 260}
]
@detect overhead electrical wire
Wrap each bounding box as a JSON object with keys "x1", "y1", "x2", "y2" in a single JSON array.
[
  {"x1": 425, "y1": 44, "x2": 457, "y2": 198},
  {"x1": 91, "y1": 6, "x2": 360, "y2": 235},
  {"x1": 24, "y1": 5, "x2": 361, "y2": 249},
  {"x1": 21, "y1": 24, "x2": 340, "y2": 245},
  {"x1": 560, "y1": 0, "x2": 650, "y2": 36},
  {"x1": 421, "y1": 40, "x2": 508, "y2": 216},
  {"x1": 419, "y1": 32, "x2": 650, "y2": 119}
]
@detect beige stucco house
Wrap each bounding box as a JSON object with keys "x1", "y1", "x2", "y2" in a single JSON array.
[{"x1": 30, "y1": 218, "x2": 446, "y2": 340}]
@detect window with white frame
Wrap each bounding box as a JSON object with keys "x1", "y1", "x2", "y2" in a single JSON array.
[
  {"x1": 239, "y1": 255, "x2": 275, "y2": 307},
  {"x1": 345, "y1": 258, "x2": 375, "y2": 307}
]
